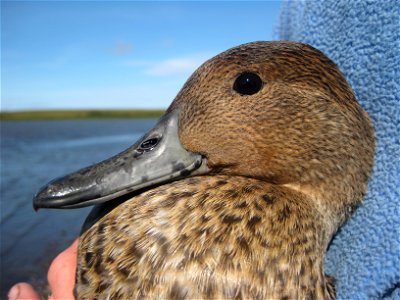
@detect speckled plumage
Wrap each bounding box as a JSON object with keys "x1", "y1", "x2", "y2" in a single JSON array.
[{"x1": 75, "y1": 41, "x2": 375, "y2": 299}]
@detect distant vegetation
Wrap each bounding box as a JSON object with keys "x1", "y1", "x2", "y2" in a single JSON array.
[{"x1": 0, "y1": 109, "x2": 166, "y2": 120}]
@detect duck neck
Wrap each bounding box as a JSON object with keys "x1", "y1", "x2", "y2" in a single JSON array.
[
  {"x1": 253, "y1": 183, "x2": 333, "y2": 298},
  {"x1": 178, "y1": 175, "x2": 334, "y2": 298},
  {"x1": 282, "y1": 171, "x2": 364, "y2": 244}
]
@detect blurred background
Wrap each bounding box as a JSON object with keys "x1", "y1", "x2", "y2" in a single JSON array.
[{"x1": 1, "y1": 1, "x2": 282, "y2": 297}]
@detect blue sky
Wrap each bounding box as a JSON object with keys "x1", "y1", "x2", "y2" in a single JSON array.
[{"x1": 2, "y1": 1, "x2": 282, "y2": 111}]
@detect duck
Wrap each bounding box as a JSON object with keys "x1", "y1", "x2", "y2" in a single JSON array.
[{"x1": 33, "y1": 41, "x2": 375, "y2": 299}]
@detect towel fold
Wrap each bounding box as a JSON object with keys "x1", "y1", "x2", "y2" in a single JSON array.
[{"x1": 277, "y1": 1, "x2": 400, "y2": 299}]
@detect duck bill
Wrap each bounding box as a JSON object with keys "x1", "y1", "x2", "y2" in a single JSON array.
[{"x1": 33, "y1": 109, "x2": 209, "y2": 210}]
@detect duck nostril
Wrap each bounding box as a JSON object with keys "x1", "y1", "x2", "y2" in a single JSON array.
[{"x1": 139, "y1": 137, "x2": 160, "y2": 152}]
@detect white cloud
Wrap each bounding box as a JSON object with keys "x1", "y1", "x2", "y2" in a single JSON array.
[
  {"x1": 112, "y1": 42, "x2": 133, "y2": 55},
  {"x1": 144, "y1": 57, "x2": 204, "y2": 76},
  {"x1": 122, "y1": 53, "x2": 213, "y2": 77}
]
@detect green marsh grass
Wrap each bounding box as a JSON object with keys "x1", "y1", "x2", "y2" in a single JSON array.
[{"x1": 0, "y1": 109, "x2": 166, "y2": 121}]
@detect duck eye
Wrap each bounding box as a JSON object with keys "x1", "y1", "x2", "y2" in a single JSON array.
[
  {"x1": 233, "y1": 72, "x2": 263, "y2": 95},
  {"x1": 139, "y1": 137, "x2": 159, "y2": 152}
]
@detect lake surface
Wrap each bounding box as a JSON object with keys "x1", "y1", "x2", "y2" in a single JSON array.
[{"x1": 0, "y1": 119, "x2": 157, "y2": 297}]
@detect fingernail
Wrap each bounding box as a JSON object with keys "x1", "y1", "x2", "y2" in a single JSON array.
[{"x1": 8, "y1": 284, "x2": 20, "y2": 300}]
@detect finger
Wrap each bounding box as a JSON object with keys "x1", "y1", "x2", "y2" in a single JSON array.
[
  {"x1": 8, "y1": 282, "x2": 41, "y2": 300},
  {"x1": 48, "y1": 238, "x2": 79, "y2": 300}
]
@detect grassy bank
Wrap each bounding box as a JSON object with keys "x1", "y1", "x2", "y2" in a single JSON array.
[{"x1": 0, "y1": 109, "x2": 166, "y2": 121}]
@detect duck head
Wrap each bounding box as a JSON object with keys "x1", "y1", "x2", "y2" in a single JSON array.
[{"x1": 33, "y1": 41, "x2": 374, "y2": 230}]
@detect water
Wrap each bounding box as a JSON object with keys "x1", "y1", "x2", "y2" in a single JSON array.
[{"x1": 0, "y1": 119, "x2": 157, "y2": 297}]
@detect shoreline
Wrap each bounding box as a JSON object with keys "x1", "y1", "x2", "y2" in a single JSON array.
[{"x1": 0, "y1": 109, "x2": 166, "y2": 121}]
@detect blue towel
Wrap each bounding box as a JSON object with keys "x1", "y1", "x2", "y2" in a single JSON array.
[{"x1": 276, "y1": 1, "x2": 400, "y2": 299}]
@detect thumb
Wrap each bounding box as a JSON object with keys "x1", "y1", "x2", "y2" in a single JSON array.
[{"x1": 48, "y1": 239, "x2": 79, "y2": 300}]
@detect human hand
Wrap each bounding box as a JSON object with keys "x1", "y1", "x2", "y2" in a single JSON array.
[{"x1": 8, "y1": 239, "x2": 78, "y2": 300}]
